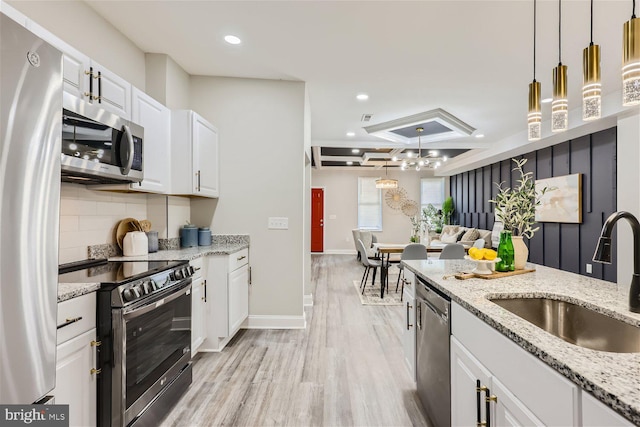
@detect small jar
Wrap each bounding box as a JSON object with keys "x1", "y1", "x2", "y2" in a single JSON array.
[
  {"x1": 180, "y1": 225, "x2": 198, "y2": 247},
  {"x1": 198, "y1": 227, "x2": 212, "y2": 246}
]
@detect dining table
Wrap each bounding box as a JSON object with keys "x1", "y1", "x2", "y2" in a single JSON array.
[{"x1": 372, "y1": 242, "x2": 471, "y2": 298}]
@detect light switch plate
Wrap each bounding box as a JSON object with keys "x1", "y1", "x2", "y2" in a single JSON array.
[
  {"x1": 586, "y1": 263, "x2": 592, "y2": 274},
  {"x1": 268, "y1": 217, "x2": 289, "y2": 230}
]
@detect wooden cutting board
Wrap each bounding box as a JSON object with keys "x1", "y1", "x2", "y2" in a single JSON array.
[{"x1": 454, "y1": 269, "x2": 536, "y2": 280}]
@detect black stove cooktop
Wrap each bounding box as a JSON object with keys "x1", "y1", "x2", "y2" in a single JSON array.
[{"x1": 58, "y1": 259, "x2": 187, "y2": 286}]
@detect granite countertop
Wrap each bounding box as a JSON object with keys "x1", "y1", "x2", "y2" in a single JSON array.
[
  {"x1": 403, "y1": 259, "x2": 640, "y2": 424},
  {"x1": 57, "y1": 282, "x2": 101, "y2": 302},
  {"x1": 108, "y1": 242, "x2": 249, "y2": 262},
  {"x1": 58, "y1": 240, "x2": 249, "y2": 301}
]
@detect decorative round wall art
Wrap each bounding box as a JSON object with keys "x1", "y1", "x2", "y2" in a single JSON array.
[
  {"x1": 401, "y1": 200, "x2": 419, "y2": 217},
  {"x1": 385, "y1": 187, "x2": 407, "y2": 210}
]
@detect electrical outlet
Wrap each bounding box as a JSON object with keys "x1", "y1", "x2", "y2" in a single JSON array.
[
  {"x1": 268, "y1": 217, "x2": 288, "y2": 230},
  {"x1": 586, "y1": 263, "x2": 593, "y2": 274}
]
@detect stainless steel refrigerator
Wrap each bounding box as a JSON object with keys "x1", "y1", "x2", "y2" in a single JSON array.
[{"x1": 0, "y1": 12, "x2": 62, "y2": 404}]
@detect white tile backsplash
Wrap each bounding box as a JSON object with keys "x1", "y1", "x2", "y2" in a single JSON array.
[{"x1": 58, "y1": 183, "x2": 149, "y2": 264}]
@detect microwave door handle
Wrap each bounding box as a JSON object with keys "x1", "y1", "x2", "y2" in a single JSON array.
[{"x1": 120, "y1": 124, "x2": 134, "y2": 175}]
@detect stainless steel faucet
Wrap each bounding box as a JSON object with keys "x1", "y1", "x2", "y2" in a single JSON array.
[{"x1": 593, "y1": 211, "x2": 640, "y2": 313}]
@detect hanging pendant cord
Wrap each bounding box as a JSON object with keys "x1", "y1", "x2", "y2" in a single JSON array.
[
  {"x1": 590, "y1": 0, "x2": 594, "y2": 45},
  {"x1": 558, "y1": 0, "x2": 562, "y2": 64},
  {"x1": 633, "y1": 0, "x2": 637, "y2": 19},
  {"x1": 533, "y1": 0, "x2": 537, "y2": 80}
]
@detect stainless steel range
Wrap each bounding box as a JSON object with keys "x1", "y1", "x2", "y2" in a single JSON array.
[{"x1": 59, "y1": 259, "x2": 195, "y2": 427}]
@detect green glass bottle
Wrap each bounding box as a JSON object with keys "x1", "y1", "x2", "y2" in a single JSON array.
[{"x1": 495, "y1": 230, "x2": 515, "y2": 272}]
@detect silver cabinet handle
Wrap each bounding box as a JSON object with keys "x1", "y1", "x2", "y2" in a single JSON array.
[{"x1": 406, "y1": 302, "x2": 413, "y2": 330}]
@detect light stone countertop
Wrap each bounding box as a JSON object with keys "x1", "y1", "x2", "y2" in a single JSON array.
[
  {"x1": 58, "y1": 242, "x2": 249, "y2": 301},
  {"x1": 57, "y1": 282, "x2": 101, "y2": 302},
  {"x1": 108, "y1": 242, "x2": 249, "y2": 262},
  {"x1": 403, "y1": 259, "x2": 640, "y2": 425}
]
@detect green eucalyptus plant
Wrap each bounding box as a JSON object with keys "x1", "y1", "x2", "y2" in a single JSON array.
[
  {"x1": 489, "y1": 158, "x2": 552, "y2": 239},
  {"x1": 422, "y1": 204, "x2": 443, "y2": 232},
  {"x1": 442, "y1": 196, "x2": 455, "y2": 225}
]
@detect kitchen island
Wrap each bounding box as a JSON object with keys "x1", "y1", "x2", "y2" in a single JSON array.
[{"x1": 403, "y1": 259, "x2": 640, "y2": 425}]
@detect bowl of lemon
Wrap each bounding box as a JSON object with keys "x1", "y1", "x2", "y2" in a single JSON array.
[{"x1": 465, "y1": 247, "x2": 500, "y2": 275}]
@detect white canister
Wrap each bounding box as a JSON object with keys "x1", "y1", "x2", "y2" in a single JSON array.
[{"x1": 123, "y1": 231, "x2": 149, "y2": 257}]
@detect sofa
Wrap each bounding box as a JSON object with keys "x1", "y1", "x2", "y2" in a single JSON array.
[{"x1": 430, "y1": 223, "x2": 502, "y2": 249}]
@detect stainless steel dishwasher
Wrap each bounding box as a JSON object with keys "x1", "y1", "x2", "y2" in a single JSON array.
[{"x1": 415, "y1": 276, "x2": 451, "y2": 427}]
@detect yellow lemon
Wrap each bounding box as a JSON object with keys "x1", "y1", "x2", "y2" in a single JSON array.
[
  {"x1": 469, "y1": 248, "x2": 484, "y2": 260},
  {"x1": 468, "y1": 247, "x2": 477, "y2": 257},
  {"x1": 483, "y1": 249, "x2": 498, "y2": 260}
]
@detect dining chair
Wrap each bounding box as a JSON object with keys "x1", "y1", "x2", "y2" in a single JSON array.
[
  {"x1": 356, "y1": 238, "x2": 382, "y2": 294},
  {"x1": 396, "y1": 244, "x2": 428, "y2": 300},
  {"x1": 439, "y1": 243, "x2": 466, "y2": 260},
  {"x1": 472, "y1": 238, "x2": 485, "y2": 249}
]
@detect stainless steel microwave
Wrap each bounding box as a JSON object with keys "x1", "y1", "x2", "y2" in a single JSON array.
[{"x1": 61, "y1": 93, "x2": 143, "y2": 184}]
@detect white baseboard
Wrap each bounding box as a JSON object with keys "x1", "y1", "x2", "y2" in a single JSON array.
[
  {"x1": 321, "y1": 249, "x2": 357, "y2": 255},
  {"x1": 304, "y1": 293, "x2": 314, "y2": 306},
  {"x1": 245, "y1": 313, "x2": 306, "y2": 329}
]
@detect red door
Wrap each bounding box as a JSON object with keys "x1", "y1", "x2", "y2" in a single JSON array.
[{"x1": 311, "y1": 188, "x2": 324, "y2": 252}]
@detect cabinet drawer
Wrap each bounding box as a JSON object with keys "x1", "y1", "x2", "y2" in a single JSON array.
[
  {"x1": 190, "y1": 257, "x2": 203, "y2": 280},
  {"x1": 57, "y1": 293, "x2": 96, "y2": 345},
  {"x1": 228, "y1": 249, "x2": 249, "y2": 271}
]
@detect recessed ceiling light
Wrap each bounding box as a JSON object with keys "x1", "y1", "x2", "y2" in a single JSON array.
[
  {"x1": 541, "y1": 97, "x2": 553, "y2": 104},
  {"x1": 346, "y1": 161, "x2": 353, "y2": 165},
  {"x1": 429, "y1": 150, "x2": 439, "y2": 156},
  {"x1": 392, "y1": 156, "x2": 398, "y2": 161},
  {"x1": 351, "y1": 148, "x2": 360, "y2": 153},
  {"x1": 475, "y1": 134, "x2": 485, "y2": 138},
  {"x1": 224, "y1": 35, "x2": 242, "y2": 45},
  {"x1": 346, "y1": 131, "x2": 355, "y2": 137},
  {"x1": 356, "y1": 93, "x2": 369, "y2": 101}
]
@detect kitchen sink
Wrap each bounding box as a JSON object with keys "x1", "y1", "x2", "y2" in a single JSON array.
[{"x1": 489, "y1": 297, "x2": 640, "y2": 353}]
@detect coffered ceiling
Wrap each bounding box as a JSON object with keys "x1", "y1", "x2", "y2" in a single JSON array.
[{"x1": 83, "y1": 0, "x2": 631, "y2": 174}]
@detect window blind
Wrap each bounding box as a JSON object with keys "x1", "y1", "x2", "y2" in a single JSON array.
[
  {"x1": 358, "y1": 177, "x2": 382, "y2": 230},
  {"x1": 421, "y1": 178, "x2": 445, "y2": 211}
]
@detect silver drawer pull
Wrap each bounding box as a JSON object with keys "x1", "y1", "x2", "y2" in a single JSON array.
[{"x1": 57, "y1": 316, "x2": 82, "y2": 330}]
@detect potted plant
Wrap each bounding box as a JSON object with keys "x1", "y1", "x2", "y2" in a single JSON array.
[
  {"x1": 422, "y1": 204, "x2": 443, "y2": 233},
  {"x1": 489, "y1": 158, "x2": 552, "y2": 269},
  {"x1": 442, "y1": 196, "x2": 455, "y2": 225}
]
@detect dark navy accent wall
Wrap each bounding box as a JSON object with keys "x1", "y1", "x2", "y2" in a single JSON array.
[{"x1": 449, "y1": 127, "x2": 617, "y2": 282}]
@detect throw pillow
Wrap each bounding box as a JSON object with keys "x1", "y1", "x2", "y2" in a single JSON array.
[
  {"x1": 441, "y1": 233, "x2": 458, "y2": 243},
  {"x1": 441, "y1": 225, "x2": 459, "y2": 235},
  {"x1": 477, "y1": 229, "x2": 492, "y2": 248},
  {"x1": 460, "y1": 228, "x2": 480, "y2": 242},
  {"x1": 454, "y1": 228, "x2": 468, "y2": 242}
]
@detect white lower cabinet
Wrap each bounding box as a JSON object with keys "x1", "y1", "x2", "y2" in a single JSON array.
[
  {"x1": 451, "y1": 302, "x2": 578, "y2": 426},
  {"x1": 582, "y1": 390, "x2": 633, "y2": 426},
  {"x1": 200, "y1": 248, "x2": 250, "y2": 352},
  {"x1": 401, "y1": 268, "x2": 416, "y2": 381},
  {"x1": 190, "y1": 258, "x2": 207, "y2": 356},
  {"x1": 54, "y1": 293, "x2": 97, "y2": 427}
]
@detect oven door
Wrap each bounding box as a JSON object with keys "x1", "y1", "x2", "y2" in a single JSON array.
[{"x1": 114, "y1": 281, "x2": 191, "y2": 427}]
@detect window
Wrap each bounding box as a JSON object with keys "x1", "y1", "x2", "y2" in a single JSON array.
[
  {"x1": 420, "y1": 178, "x2": 445, "y2": 211},
  {"x1": 358, "y1": 177, "x2": 382, "y2": 230}
]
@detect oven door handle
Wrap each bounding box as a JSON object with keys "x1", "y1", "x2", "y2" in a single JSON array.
[{"x1": 123, "y1": 283, "x2": 191, "y2": 320}]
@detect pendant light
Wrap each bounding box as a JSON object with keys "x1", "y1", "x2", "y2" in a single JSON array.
[
  {"x1": 415, "y1": 127, "x2": 424, "y2": 171},
  {"x1": 375, "y1": 161, "x2": 398, "y2": 189},
  {"x1": 552, "y1": 0, "x2": 568, "y2": 132},
  {"x1": 528, "y1": 0, "x2": 541, "y2": 141},
  {"x1": 583, "y1": 0, "x2": 601, "y2": 120},
  {"x1": 623, "y1": 0, "x2": 640, "y2": 106}
]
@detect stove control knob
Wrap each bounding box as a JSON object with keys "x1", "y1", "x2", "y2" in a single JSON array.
[
  {"x1": 175, "y1": 270, "x2": 183, "y2": 280},
  {"x1": 182, "y1": 267, "x2": 190, "y2": 278},
  {"x1": 142, "y1": 281, "x2": 152, "y2": 294},
  {"x1": 122, "y1": 288, "x2": 135, "y2": 302},
  {"x1": 188, "y1": 266, "x2": 195, "y2": 276},
  {"x1": 149, "y1": 280, "x2": 159, "y2": 291},
  {"x1": 169, "y1": 272, "x2": 176, "y2": 281}
]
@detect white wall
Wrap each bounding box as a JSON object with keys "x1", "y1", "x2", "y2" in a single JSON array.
[
  {"x1": 8, "y1": 0, "x2": 146, "y2": 89},
  {"x1": 145, "y1": 53, "x2": 191, "y2": 110},
  {"x1": 311, "y1": 168, "x2": 443, "y2": 252},
  {"x1": 189, "y1": 76, "x2": 306, "y2": 321},
  {"x1": 59, "y1": 184, "x2": 147, "y2": 263},
  {"x1": 616, "y1": 113, "x2": 640, "y2": 295}
]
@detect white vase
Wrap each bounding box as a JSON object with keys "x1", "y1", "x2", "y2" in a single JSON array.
[{"x1": 512, "y1": 236, "x2": 528, "y2": 270}]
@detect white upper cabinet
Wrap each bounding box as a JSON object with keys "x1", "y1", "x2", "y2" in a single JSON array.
[
  {"x1": 25, "y1": 20, "x2": 131, "y2": 120},
  {"x1": 130, "y1": 88, "x2": 170, "y2": 194},
  {"x1": 171, "y1": 110, "x2": 219, "y2": 198}
]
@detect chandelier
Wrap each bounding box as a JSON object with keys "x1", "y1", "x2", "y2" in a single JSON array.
[
  {"x1": 392, "y1": 127, "x2": 448, "y2": 171},
  {"x1": 375, "y1": 160, "x2": 398, "y2": 189}
]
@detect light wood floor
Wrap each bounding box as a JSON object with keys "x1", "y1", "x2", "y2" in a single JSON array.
[{"x1": 160, "y1": 254, "x2": 429, "y2": 427}]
